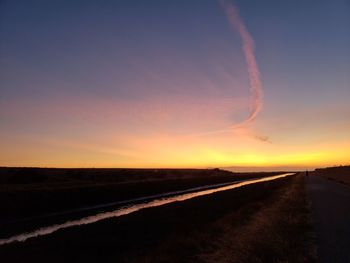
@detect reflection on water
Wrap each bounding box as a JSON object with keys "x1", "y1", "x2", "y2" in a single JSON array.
[{"x1": 0, "y1": 173, "x2": 294, "y2": 245}]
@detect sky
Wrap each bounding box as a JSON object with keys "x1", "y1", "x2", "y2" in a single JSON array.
[{"x1": 1, "y1": 0, "x2": 349, "y2": 169}]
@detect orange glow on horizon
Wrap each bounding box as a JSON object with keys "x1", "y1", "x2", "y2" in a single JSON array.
[
  {"x1": 1, "y1": 126, "x2": 349, "y2": 169},
  {"x1": 1, "y1": 1, "x2": 349, "y2": 171}
]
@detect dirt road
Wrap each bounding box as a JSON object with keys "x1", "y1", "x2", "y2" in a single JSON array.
[{"x1": 306, "y1": 175, "x2": 350, "y2": 262}]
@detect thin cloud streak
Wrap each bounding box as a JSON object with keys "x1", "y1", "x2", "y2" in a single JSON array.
[
  {"x1": 219, "y1": 0, "x2": 263, "y2": 125},
  {"x1": 194, "y1": 0, "x2": 264, "y2": 138}
]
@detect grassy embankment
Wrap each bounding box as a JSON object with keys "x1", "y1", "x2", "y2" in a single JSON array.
[
  {"x1": 0, "y1": 174, "x2": 315, "y2": 263},
  {"x1": 138, "y1": 174, "x2": 315, "y2": 263},
  {"x1": 313, "y1": 165, "x2": 350, "y2": 186},
  {"x1": 0, "y1": 167, "x2": 281, "y2": 221}
]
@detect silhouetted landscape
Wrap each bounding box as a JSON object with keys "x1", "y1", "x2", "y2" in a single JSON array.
[
  {"x1": 313, "y1": 166, "x2": 350, "y2": 186},
  {"x1": 0, "y1": 168, "x2": 313, "y2": 262},
  {"x1": 0, "y1": 167, "x2": 279, "y2": 222},
  {"x1": 1, "y1": 0, "x2": 349, "y2": 262},
  {"x1": 0, "y1": 166, "x2": 349, "y2": 262}
]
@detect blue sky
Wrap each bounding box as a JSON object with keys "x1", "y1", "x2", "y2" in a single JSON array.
[{"x1": 0, "y1": 0, "x2": 349, "y2": 168}]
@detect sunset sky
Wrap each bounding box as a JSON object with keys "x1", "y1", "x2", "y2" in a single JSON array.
[{"x1": 1, "y1": 0, "x2": 349, "y2": 169}]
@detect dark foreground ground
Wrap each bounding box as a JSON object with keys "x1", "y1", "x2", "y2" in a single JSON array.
[
  {"x1": 0, "y1": 167, "x2": 280, "y2": 224},
  {"x1": 0, "y1": 173, "x2": 314, "y2": 263},
  {"x1": 313, "y1": 166, "x2": 350, "y2": 186}
]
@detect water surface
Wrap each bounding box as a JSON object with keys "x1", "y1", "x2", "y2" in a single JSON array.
[{"x1": 0, "y1": 173, "x2": 294, "y2": 245}]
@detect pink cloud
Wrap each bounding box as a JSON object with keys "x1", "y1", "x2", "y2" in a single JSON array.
[{"x1": 219, "y1": 0, "x2": 263, "y2": 126}]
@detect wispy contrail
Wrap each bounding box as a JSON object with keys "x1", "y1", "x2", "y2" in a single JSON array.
[
  {"x1": 219, "y1": 0, "x2": 263, "y2": 127},
  {"x1": 191, "y1": 1, "x2": 264, "y2": 138}
]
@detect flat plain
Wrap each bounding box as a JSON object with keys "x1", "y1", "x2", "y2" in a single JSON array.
[{"x1": 0, "y1": 168, "x2": 314, "y2": 262}]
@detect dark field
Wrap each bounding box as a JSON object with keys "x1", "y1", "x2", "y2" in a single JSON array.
[
  {"x1": 0, "y1": 167, "x2": 280, "y2": 222},
  {"x1": 0, "y1": 171, "x2": 314, "y2": 263},
  {"x1": 312, "y1": 165, "x2": 350, "y2": 186}
]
